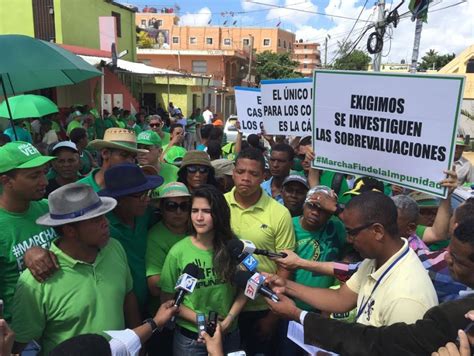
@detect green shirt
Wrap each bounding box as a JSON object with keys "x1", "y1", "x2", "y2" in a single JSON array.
[
  {"x1": 160, "y1": 237, "x2": 237, "y2": 333},
  {"x1": 161, "y1": 132, "x2": 170, "y2": 146},
  {"x1": 0, "y1": 200, "x2": 57, "y2": 321},
  {"x1": 78, "y1": 168, "x2": 101, "y2": 192},
  {"x1": 146, "y1": 221, "x2": 186, "y2": 313},
  {"x1": 108, "y1": 208, "x2": 155, "y2": 309},
  {"x1": 225, "y1": 188, "x2": 295, "y2": 311},
  {"x1": 320, "y1": 171, "x2": 351, "y2": 204},
  {"x1": 155, "y1": 162, "x2": 179, "y2": 195},
  {"x1": 11, "y1": 239, "x2": 132, "y2": 355},
  {"x1": 293, "y1": 216, "x2": 347, "y2": 310}
]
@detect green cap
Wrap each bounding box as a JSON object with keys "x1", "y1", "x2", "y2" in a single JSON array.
[
  {"x1": 0, "y1": 142, "x2": 56, "y2": 173},
  {"x1": 137, "y1": 130, "x2": 162, "y2": 147},
  {"x1": 164, "y1": 146, "x2": 187, "y2": 166}
]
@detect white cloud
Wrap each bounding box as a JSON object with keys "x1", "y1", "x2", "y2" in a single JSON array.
[
  {"x1": 179, "y1": 7, "x2": 212, "y2": 26},
  {"x1": 266, "y1": 0, "x2": 318, "y2": 27},
  {"x1": 293, "y1": 0, "x2": 474, "y2": 64},
  {"x1": 241, "y1": 0, "x2": 279, "y2": 12}
]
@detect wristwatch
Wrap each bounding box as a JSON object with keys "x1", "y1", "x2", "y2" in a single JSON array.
[
  {"x1": 334, "y1": 203, "x2": 345, "y2": 216},
  {"x1": 143, "y1": 318, "x2": 159, "y2": 333}
]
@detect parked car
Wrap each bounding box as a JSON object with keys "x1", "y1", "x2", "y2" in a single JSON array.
[{"x1": 224, "y1": 115, "x2": 246, "y2": 142}]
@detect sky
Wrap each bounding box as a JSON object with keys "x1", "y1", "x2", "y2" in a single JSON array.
[{"x1": 119, "y1": 0, "x2": 474, "y2": 64}]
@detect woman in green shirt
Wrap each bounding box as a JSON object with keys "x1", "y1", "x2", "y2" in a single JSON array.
[{"x1": 160, "y1": 185, "x2": 247, "y2": 356}]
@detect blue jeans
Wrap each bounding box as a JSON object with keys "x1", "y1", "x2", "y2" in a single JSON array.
[{"x1": 173, "y1": 327, "x2": 240, "y2": 356}]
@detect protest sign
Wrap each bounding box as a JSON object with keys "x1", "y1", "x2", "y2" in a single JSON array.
[
  {"x1": 235, "y1": 87, "x2": 263, "y2": 134},
  {"x1": 261, "y1": 78, "x2": 313, "y2": 136},
  {"x1": 312, "y1": 70, "x2": 464, "y2": 198}
]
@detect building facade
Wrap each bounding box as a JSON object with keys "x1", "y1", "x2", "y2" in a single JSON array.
[{"x1": 292, "y1": 41, "x2": 321, "y2": 77}]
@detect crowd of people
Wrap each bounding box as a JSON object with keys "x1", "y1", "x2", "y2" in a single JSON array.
[{"x1": 0, "y1": 103, "x2": 473, "y2": 356}]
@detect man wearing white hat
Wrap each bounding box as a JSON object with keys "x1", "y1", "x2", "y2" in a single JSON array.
[
  {"x1": 11, "y1": 183, "x2": 141, "y2": 355},
  {"x1": 78, "y1": 128, "x2": 148, "y2": 192},
  {"x1": 45, "y1": 141, "x2": 81, "y2": 196},
  {"x1": 453, "y1": 136, "x2": 473, "y2": 185}
]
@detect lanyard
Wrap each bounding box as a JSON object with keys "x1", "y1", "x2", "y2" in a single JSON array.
[{"x1": 355, "y1": 246, "x2": 410, "y2": 320}]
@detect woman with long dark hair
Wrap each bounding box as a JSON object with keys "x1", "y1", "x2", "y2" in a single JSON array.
[{"x1": 160, "y1": 185, "x2": 246, "y2": 355}]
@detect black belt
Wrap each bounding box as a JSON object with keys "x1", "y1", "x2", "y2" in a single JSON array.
[{"x1": 176, "y1": 325, "x2": 200, "y2": 340}]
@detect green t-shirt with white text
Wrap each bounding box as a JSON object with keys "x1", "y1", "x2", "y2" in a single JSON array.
[
  {"x1": 0, "y1": 200, "x2": 57, "y2": 321},
  {"x1": 160, "y1": 237, "x2": 237, "y2": 333}
]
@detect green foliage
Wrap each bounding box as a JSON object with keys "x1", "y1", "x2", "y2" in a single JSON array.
[
  {"x1": 333, "y1": 49, "x2": 371, "y2": 70},
  {"x1": 419, "y1": 49, "x2": 455, "y2": 71},
  {"x1": 255, "y1": 51, "x2": 303, "y2": 84}
]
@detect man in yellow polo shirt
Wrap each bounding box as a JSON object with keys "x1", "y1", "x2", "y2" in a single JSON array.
[
  {"x1": 265, "y1": 191, "x2": 438, "y2": 327},
  {"x1": 11, "y1": 183, "x2": 141, "y2": 355},
  {"x1": 225, "y1": 148, "x2": 295, "y2": 355}
]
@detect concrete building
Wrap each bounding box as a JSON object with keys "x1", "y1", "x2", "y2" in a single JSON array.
[
  {"x1": 292, "y1": 41, "x2": 321, "y2": 77},
  {"x1": 134, "y1": 11, "x2": 296, "y2": 118}
]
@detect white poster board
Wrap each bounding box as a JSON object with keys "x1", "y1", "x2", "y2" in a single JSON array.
[
  {"x1": 287, "y1": 321, "x2": 338, "y2": 355},
  {"x1": 261, "y1": 78, "x2": 313, "y2": 135},
  {"x1": 312, "y1": 70, "x2": 464, "y2": 198},
  {"x1": 235, "y1": 87, "x2": 263, "y2": 134}
]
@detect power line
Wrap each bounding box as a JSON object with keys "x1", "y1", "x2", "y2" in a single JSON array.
[
  {"x1": 245, "y1": 0, "x2": 374, "y2": 22},
  {"x1": 338, "y1": 0, "x2": 370, "y2": 56}
]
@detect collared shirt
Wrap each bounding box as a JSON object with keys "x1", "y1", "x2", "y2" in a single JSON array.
[
  {"x1": 261, "y1": 177, "x2": 284, "y2": 204},
  {"x1": 12, "y1": 239, "x2": 133, "y2": 355},
  {"x1": 334, "y1": 235, "x2": 468, "y2": 302},
  {"x1": 346, "y1": 239, "x2": 438, "y2": 326},
  {"x1": 108, "y1": 208, "x2": 156, "y2": 309},
  {"x1": 225, "y1": 187, "x2": 295, "y2": 311},
  {"x1": 78, "y1": 168, "x2": 102, "y2": 192},
  {"x1": 454, "y1": 156, "x2": 474, "y2": 185}
]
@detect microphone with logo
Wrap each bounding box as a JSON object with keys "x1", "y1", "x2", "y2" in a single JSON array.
[
  {"x1": 169, "y1": 263, "x2": 199, "y2": 325},
  {"x1": 227, "y1": 239, "x2": 260, "y2": 272},
  {"x1": 227, "y1": 239, "x2": 288, "y2": 259},
  {"x1": 233, "y1": 270, "x2": 280, "y2": 303}
]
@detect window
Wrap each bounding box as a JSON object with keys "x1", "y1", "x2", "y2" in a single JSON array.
[
  {"x1": 278, "y1": 39, "x2": 281, "y2": 47},
  {"x1": 304, "y1": 45, "x2": 307, "y2": 49},
  {"x1": 157, "y1": 20, "x2": 163, "y2": 28},
  {"x1": 111, "y1": 11, "x2": 121, "y2": 37},
  {"x1": 172, "y1": 36, "x2": 179, "y2": 44},
  {"x1": 192, "y1": 60, "x2": 208, "y2": 73},
  {"x1": 283, "y1": 40, "x2": 286, "y2": 48},
  {"x1": 141, "y1": 19, "x2": 146, "y2": 27},
  {"x1": 206, "y1": 37, "x2": 213, "y2": 45},
  {"x1": 304, "y1": 54, "x2": 308, "y2": 59},
  {"x1": 263, "y1": 38, "x2": 270, "y2": 46},
  {"x1": 223, "y1": 38, "x2": 231, "y2": 46},
  {"x1": 289, "y1": 43, "x2": 292, "y2": 49},
  {"x1": 243, "y1": 38, "x2": 250, "y2": 46},
  {"x1": 190, "y1": 37, "x2": 197, "y2": 44},
  {"x1": 148, "y1": 19, "x2": 154, "y2": 26},
  {"x1": 303, "y1": 64, "x2": 308, "y2": 68}
]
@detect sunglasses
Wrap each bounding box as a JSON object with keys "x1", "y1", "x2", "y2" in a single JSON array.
[
  {"x1": 186, "y1": 165, "x2": 210, "y2": 174},
  {"x1": 164, "y1": 201, "x2": 190, "y2": 212},
  {"x1": 129, "y1": 190, "x2": 153, "y2": 200},
  {"x1": 345, "y1": 222, "x2": 376, "y2": 237}
]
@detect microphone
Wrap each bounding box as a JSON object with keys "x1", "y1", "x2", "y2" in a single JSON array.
[
  {"x1": 227, "y1": 239, "x2": 288, "y2": 259},
  {"x1": 174, "y1": 263, "x2": 199, "y2": 307},
  {"x1": 227, "y1": 240, "x2": 259, "y2": 272},
  {"x1": 233, "y1": 270, "x2": 280, "y2": 303}
]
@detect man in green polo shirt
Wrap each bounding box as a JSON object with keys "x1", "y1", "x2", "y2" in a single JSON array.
[
  {"x1": 99, "y1": 163, "x2": 163, "y2": 313},
  {"x1": 78, "y1": 128, "x2": 148, "y2": 192},
  {"x1": 224, "y1": 148, "x2": 295, "y2": 355},
  {"x1": 0, "y1": 142, "x2": 57, "y2": 322},
  {"x1": 136, "y1": 130, "x2": 179, "y2": 195},
  {"x1": 11, "y1": 183, "x2": 141, "y2": 355}
]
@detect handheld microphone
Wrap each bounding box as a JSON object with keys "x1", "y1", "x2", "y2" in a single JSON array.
[
  {"x1": 233, "y1": 270, "x2": 280, "y2": 302},
  {"x1": 228, "y1": 239, "x2": 288, "y2": 259},
  {"x1": 227, "y1": 240, "x2": 259, "y2": 272},
  {"x1": 174, "y1": 263, "x2": 199, "y2": 307}
]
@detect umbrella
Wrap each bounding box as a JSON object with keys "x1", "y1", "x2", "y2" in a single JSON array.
[
  {"x1": 0, "y1": 94, "x2": 58, "y2": 120},
  {"x1": 0, "y1": 34, "x2": 102, "y2": 138}
]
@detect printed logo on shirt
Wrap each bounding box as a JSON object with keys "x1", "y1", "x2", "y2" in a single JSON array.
[
  {"x1": 11, "y1": 227, "x2": 57, "y2": 271},
  {"x1": 182, "y1": 258, "x2": 227, "y2": 289},
  {"x1": 364, "y1": 299, "x2": 375, "y2": 322}
]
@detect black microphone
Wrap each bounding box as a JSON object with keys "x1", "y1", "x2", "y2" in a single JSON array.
[
  {"x1": 227, "y1": 239, "x2": 288, "y2": 259},
  {"x1": 233, "y1": 270, "x2": 280, "y2": 302}
]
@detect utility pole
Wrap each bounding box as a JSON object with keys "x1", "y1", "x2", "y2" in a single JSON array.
[
  {"x1": 373, "y1": 0, "x2": 385, "y2": 71},
  {"x1": 410, "y1": 18, "x2": 423, "y2": 73},
  {"x1": 324, "y1": 36, "x2": 328, "y2": 67},
  {"x1": 247, "y1": 34, "x2": 254, "y2": 87}
]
